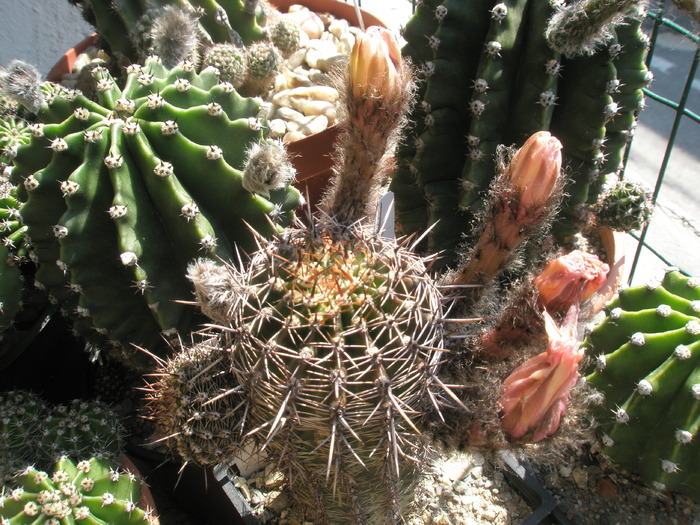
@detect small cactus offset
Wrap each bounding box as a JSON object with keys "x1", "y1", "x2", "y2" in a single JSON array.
[
  {"x1": 590, "y1": 175, "x2": 654, "y2": 233},
  {"x1": 0, "y1": 58, "x2": 302, "y2": 366},
  {"x1": 584, "y1": 268, "x2": 700, "y2": 499},
  {"x1": 144, "y1": 339, "x2": 243, "y2": 467},
  {"x1": 0, "y1": 455, "x2": 156, "y2": 524},
  {"x1": 37, "y1": 399, "x2": 124, "y2": 467}
]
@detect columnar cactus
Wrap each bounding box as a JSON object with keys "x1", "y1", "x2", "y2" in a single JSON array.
[
  {"x1": 391, "y1": 0, "x2": 653, "y2": 266},
  {"x1": 584, "y1": 268, "x2": 700, "y2": 498},
  {"x1": 0, "y1": 456, "x2": 156, "y2": 524},
  {"x1": 1, "y1": 58, "x2": 302, "y2": 366}
]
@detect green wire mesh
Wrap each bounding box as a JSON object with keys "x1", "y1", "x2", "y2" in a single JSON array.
[{"x1": 623, "y1": 0, "x2": 700, "y2": 282}]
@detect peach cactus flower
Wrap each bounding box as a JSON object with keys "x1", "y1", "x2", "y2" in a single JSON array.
[
  {"x1": 535, "y1": 250, "x2": 610, "y2": 314},
  {"x1": 507, "y1": 131, "x2": 562, "y2": 215},
  {"x1": 349, "y1": 26, "x2": 401, "y2": 100},
  {"x1": 499, "y1": 308, "x2": 584, "y2": 442}
]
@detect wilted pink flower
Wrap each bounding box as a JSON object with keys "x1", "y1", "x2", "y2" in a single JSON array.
[
  {"x1": 349, "y1": 26, "x2": 401, "y2": 100},
  {"x1": 507, "y1": 131, "x2": 562, "y2": 214},
  {"x1": 499, "y1": 308, "x2": 584, "y2": 442},
  {"x1": 535, "y1": 250, "x2": 609, "y2": 314}
]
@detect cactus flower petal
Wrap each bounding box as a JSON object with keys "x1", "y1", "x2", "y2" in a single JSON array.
[
  {"x1": 535, "y1": 250, "x2": 610, "y2": 314},
  {"x1": 349, "y1": 26, "x2": 400, "y2": 100},
  {"x1": 499, "y1": 308, "x2": 584, "y2": 442},
  {"x1": 507, "y1": 131, "x2": 562, "y2": 213}
]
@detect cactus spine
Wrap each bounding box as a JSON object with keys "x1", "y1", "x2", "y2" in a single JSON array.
[
  {"x1": 1, "y1": 58, "x2": 302, "y2": 367},
  {"x1": 584, "y1": 269, "x2": 700, "y2": 498}
]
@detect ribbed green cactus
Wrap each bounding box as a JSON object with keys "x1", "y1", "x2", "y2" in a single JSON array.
[
  {"x1": 144, "y1": 339, "x2": 243, "y2": 467},
  {"x1": 591, "y1": 176, "x2": 654, "y2": 232},
  {"x1": 68, "y1": 0, "x2": 267, "y2": 67},
  {"x1": 38, "y1": 399, "x2": 124, "y2": 466},
  {"x1": 584, "y1": 269, "x2": 700, "y2": 499},
  {"x1": 391, "y1": 0, "x2": 652, "y2": 267},
  {"x1": 1, "y1": 57, "x2": 302, "y2": 367},
  {"x1": 0, "y1": 456, "x2": 155, "y2": 524},
  {"x1": 0, "y1": 391, "x2": 47, "y2": 484}
]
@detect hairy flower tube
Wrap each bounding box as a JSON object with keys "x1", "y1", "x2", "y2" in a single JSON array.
[
  {"x1": 535, "y1": 250, "x2": 609, "y2": 315},
  {"x1": 499, "y1": 308, "x2": 584, "y2": 442}
]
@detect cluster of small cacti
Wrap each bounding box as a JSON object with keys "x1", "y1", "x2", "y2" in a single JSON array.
[
  {"x1": 391, "y1": 0, "x2": 653, "y2": 267},
  {"x1": 0, "y1": 57, "x2": 302, "y2": 366},
  {"x1": 0, "y1": 391, "x2": 124, "y2": 483},
  {"x1": 67, "y1": 0, "x2": 304, "y2": 97},
  {"x1": 0, "y1": 455, "x2": 155, "y2": 524},
  {"x1": 584, "y1": 268, "x2": 700, "y2": 499}
]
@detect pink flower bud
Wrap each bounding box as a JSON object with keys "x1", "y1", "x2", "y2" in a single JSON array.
[
  {"x1": 507, "y1": 131, "x2": 562, "y2": 211},
  {"x1": 349, "y1": 26, "x2": 401, "y2": 100},
  {"x1": 499, "y1": 308, "x2": 584, "y2": 442},
  {"x1": 535, "y1": 250, "x2": 610, "y2": 314}
]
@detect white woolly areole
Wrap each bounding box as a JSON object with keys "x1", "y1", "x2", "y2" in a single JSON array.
[
  {"x1": 614, "y1": 408, "x2": 630, "y2": 424},
  {"x1": 675, "y1": 344, "x2": 692, "y2": 360},
  {"x1": 675, "y1": 429, "x2": 693, "y2": 444},
  {"x1": 120, "y1": 252, "x2": 138, "y2": 266},
  {"x1": 595, "y1": 354, "x2": 607, "y2": 371},
  {"x1": 629, "y1": 332, "x2": 645, "y2": 346},
  {"x1": 609, "y1": 307, "x2": 623, "y2": 319},
  {"x1": 690, "y1": 300, "x2": 700, "y2": 313},
  {"x1": 645, "y1": 279, "x2": 661, "y2": 291},
  {"x1": 602, "y1": 433, "x2": 615, "y2": 447},
  {"x1": 688, "y1": 277, "x2": 700, "y2": 289},
  {"x1": 686, "y1": 320, "x2": 700, "y2": 335},
  {"x1": 656, "y1": 304, "x2": 672, "y2": 317},
  {"x1": 692, "y1": 384, "x2": 700, "y2": 400},
  {"x1": 661, "y1": 460, "x2": 678, "y2": 473},
  {"x1": 636, "y1": 380, "x2": 653, "y2": 396}
]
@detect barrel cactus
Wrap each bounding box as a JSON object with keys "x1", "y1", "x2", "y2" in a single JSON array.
[
  {"x1": 0, "y1": 455, "x2": 156, "y2": 524},
  {"x1": 391, "y1": 0, "x2": 653, "y2": 267},
  {"x1": 584, "y1": 268, "x2": 700, "y2": 499},
  {"x1": 0, "y1": 58, "x2": 303, "y2": 367}
]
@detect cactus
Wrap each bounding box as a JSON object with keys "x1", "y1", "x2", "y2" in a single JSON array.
[
  {"x1": 584, "y1": 269, "x2": 700, "y2": 498},
  {"x1": 0, "y1": 58, "x2": 302, "y2": 366},
  {"x1": 202, "y1": 43, "x2": 249, "y2": 88},
  {"x1": 144, "y1": 26, "x2": 472, "y2": 523},
  {"x1": 590, "y1": 175, "x2": 655, "y2": 233},
  {"x1": 144, "y1": 339, "x2": 244, "y2": 467},
  {"x1": 69, "y1": 0, "x2": 267, "y2": 68},
  {"x1": 37, "y1": 399, "x2": 124, "y2": 467},
  {"x1": 0, "y1": 391, "x2": 48, "y2": 484},
  {"x1": 391, "y1": 0, "x2": 653, "y2": 267},
  {"x1": 240, "y1": 40, "x2": 283, "y2": 97},
  {"x1": 0, "y1": 455, "x2": 156, "y2": 524}
]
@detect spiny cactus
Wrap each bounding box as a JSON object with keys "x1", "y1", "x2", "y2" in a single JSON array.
[
  {"x1": 590, "y1": 175, "x2": 654, "y2": 233},
  {"x1": 0, "y1": 58, "x2": 302, "y2": 366},
  {"x1": 202, "y1": 42, "x2": 249, "y2": 88},
  {"x1": 37, "y1": 399, "x2": 124, "y2": 467},
  {"x1": 148, "y1": 26, "x2": 468, "y2": 523},
  {"x1": 391, "y1": 0, "x2": 653, "y2": 267},
  {"x1": 0, "y1": 455, "x2": 156, "y2": 524},
  {"x1": 240, "y1": 40, "x2": 283, "y2": 96},
  {"x1": 584, "y1": 268, "x2": 700, "y2": 499},
  {"x1": 144, "y1": 339, "x2": 243, "y2": 467},
  {"x1": 69, "y1": 0, "x2": 267, "y2": 68},
  {"x1": 0, "y1": 390, "x2": 47, "y2": 484}
]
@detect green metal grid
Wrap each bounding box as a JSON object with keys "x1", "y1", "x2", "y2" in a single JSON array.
[{"x1": 624, "y1": 0, "x2": 700, "y2": 282}]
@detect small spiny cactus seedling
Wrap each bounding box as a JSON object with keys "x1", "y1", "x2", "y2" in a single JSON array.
[
  {"x1": 0, "y1": 455, "x2": 156, "y2": 524},
  {"x1": 584, "y1": 268, "x2": 700, "y2": 499},
  {"x1": 37, "y1": 399, "x2": 124, "y2": 467},
  {"x1": 0, "y1": 390, "x2": 47, "y2": 484},
  {"x1": 590, "y1": 176, "x2": 655, "y2": 233},
  {"x1": 0, "y1": 57, "x2": 303, "y2": 366},
  {"x1": 202, "y1": 43, "x2": 249, "y2": 88},
  {"x1": 144, "y1": 339, "x2": 244, "y2": 467}
]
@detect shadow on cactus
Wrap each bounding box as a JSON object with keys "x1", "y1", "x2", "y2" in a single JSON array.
[
  {"x1": 584, "y1": 268, "x2": 700, "y2": 500},
  {"x1": 0, "y1": 57, "x2": 303, "y2": 368}
]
